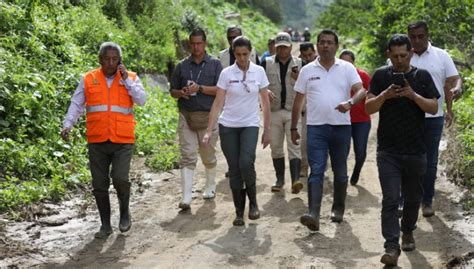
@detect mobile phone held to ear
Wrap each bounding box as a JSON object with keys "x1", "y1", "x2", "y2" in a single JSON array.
[{"x1": 392, "y1": 72, "x2": 405, "y2": 87}]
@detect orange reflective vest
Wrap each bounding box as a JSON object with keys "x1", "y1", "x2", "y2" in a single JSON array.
[{"x1": 84, "y1": 68, "x2": 137, "y2": 144}]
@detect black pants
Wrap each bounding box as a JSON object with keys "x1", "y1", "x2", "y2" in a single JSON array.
[{"x1": 88, "y1": 141, "x2": 134, "y2": 196}]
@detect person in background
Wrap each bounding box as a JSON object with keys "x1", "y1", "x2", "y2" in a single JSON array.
[
  {"x1": 366, "y1": 34, "x2": 439, "y2": 266},
  {"x1": 291, "y1": 30, "x2": 366, "y2": 231},
  {"x1": 169, "y1": 28, "x2": 223, "y2": 210},
  {"x1": 303, "y1": 27, "x2": 311, "y2": 42},
  {"x1": 219, "y1": 26, "x2": 259, "y2": 68},
  {"x1": 339, "y1": 49, "x2": 372, "y2": 186},
  {"x1": 298, "y1": 42, "x2": 318, "y2": 178},
  {"x1": 260, "y1": 38, "x2": 276, "y2": 63},
  {"x1": 61, "y1": 41, "x2": 147, "y2": 238},
  {"x1": 203, "y1": 36, "x2": 271, "y2": 226},
  {"x1": 262, "y1": 32, "x2": 303, "y2": 194}
]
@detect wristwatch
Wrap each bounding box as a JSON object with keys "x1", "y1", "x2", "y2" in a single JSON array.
[
  {"x1": 348, "y1": 98, "x2": 354, "y2": 106},
  {"x1": 198, "y1": 85, "x2": 203, "y2": 93}
]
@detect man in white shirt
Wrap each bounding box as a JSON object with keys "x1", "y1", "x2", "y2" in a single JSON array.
[
  {"x1": 407, "y1": 21, "x2": 462, "y2": 217},
  {"x1": 291, "y1": 30, "x2": 366, "y2": 231}
]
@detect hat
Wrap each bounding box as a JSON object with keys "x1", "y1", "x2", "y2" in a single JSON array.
[{"x1": 275, "y1": 32, "x2": 291, "y2": 47}]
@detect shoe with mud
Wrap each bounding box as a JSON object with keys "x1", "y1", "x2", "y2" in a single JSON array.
[
  {"x1": 94, "y1": 225, "x2": 113, "y2": 239},
  {"x1": 380, "y1": 247, "x2": 401, "y2": 266},
  {"x1": 402, "y1": 232, "x2": 416, "y2": 251},
  {"x1": 422, "y1": 204, "x2": 434, "y2": 217}
]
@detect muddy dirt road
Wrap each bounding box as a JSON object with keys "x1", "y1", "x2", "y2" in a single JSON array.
[{"x1": 1, "y1": 115, "x2": 473, "y2": 268}]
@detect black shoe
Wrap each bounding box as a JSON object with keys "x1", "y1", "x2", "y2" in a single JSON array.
[
  {"x1": 422, "y1": 203, "x2": 434, "y2": 217},
  {"x1": 94, "y1": 225, "x2": 113, "y2": 239},
  {"x1": 116, "y1": 184, "x2": 132, "y2": 233},
  {"x1": 350, "y1": 174, "x2": 359, "y2": 186},
  {"x1": 232, "y1": 189, "x2": 246, "y2": 226},
  {"x1": 290, "y1": 159, "x2": 303, "y2": 194},
  {"x1": 330, "y1": 181, "x2": 347, "y2": 223},
  {"x1": 93, "y1": 191, "x2": 112, "y2": 238},
  {"x1": 301, "y1": 182, "x2": 323, "y2": 231},
  {"x1": 247, "y1": 186, "x2": 260, "y2": 220},
  {"x1": 271, "y1": 158, "x2": 285, "y2": 192},
  {"x1": 380, "y1": 247, "x2": 401, "y2": 266},
  {"x1": 402, "y1": 232, "x2": 416, "y2": 251}
]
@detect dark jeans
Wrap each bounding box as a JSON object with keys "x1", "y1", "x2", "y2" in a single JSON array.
[
  {"x1": 219, "y1": 125, "x2": 259, "y2": 190},
  {"x1": 307, "y1": 125, "x2": 351, "y2": 184},
  {"x1": 351, "y1": 121, "x2": 371, "y2": 180},
  {"x1": 423, "y1": 116, "x2": 444, "y2": 205},
  {"x1": 377, "y1": 151, "x2": 426, "y2": 249},
  {"x1": 88, "y1": 141, "x2": 134, "y2": 196}
]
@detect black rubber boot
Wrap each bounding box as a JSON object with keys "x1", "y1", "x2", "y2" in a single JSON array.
[
  {"x1": 116, "y1": 183, "x2": 132, "y2": 232},
  {"x1": 94, "y1": 192, "x2": 113, "y2": 239},
  {"x1": 231, "y1": 189, "x2": 246, "y2": 226},
  {"x1": 300, "y1": 182, "x2": 323, "y2": 231},
  {"x1": 246, "y1": 186, "x2": 260, "y2": 220},
  {"x1": 331, "y1": 181, "x2": 348, "y2": 223},
  {"x1": 271, "y1": 158, "x2": 285, "y2": 192},
  {"x1": 290, "y1": 158, "x2": 303, "y2": 194}
]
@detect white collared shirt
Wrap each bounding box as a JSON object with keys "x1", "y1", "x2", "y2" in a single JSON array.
[
  {"x1": 410, "y1": 42, "x2": 459, "y2": 118},
  {"x1": 294, "y1": 57, "x2": 361, "y2": 125},
  {"x1": 216, "y1": 62, "x2": 269, "y2": 127}
]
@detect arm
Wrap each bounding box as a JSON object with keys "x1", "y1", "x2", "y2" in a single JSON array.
[
  {"x1": 398, "y1": 82, "x2": 438, "y2": 115},
  {"x1": 444, "y1": 75, "x2": 461, "y2": 127},
  {"x1": 290, "y1": 92, "x2": 305, "y2": 145},
  {"x1": 259, "y1": 88, "x2": 271, "y2": 148},
  {"x1": 61, "y1": 78, "x2": 86, "y2": 140},
  {"x1": 335, "y1": 82, "x2": 366, "y2": 113},
  {"x1": 124, "y1": 76, "x2": 147, "y2": 106},
  {"x1": 365, "y1": 84, "x2": 400, "y2": 114},
  {"x1": 202, "y1": 88, "x2": 225, "y2": 146}
]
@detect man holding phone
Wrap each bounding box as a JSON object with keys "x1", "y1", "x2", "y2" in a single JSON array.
[
  {"x1": 261, "y1": 32, "x2": 304, "y2": 194},
  {"x1": 170, "y1": 28, "x2": 223, "y2": 210},
  {"x1": 366, "y1": 34, "x2": 439, "y2": 266},
  {"x1": 61, "y1": 42, "x2": 147, "y2": 238}
]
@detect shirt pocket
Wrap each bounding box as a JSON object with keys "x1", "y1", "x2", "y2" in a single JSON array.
[{"x1": 86, "y1": 86, "x2": 103, "y2": 104}]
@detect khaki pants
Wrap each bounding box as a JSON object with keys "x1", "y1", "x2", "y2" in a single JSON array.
[
  {"x1": 178, "y1": 112, "x2": 218, "y2": 169},
  {"x1": 270, "y1": 109, "x2": 301, "y2": 160}
]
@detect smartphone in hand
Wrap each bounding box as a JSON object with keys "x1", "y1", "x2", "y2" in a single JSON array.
[{"x1": 392, "y1": 72, "x2": 405, "y2": 87}]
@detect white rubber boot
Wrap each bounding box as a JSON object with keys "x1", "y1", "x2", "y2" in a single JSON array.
[
  {"x1": 179, "y1": 167, "x2": 194, "y2": 210},
  {"x1": 203, "y1": 167, "x2": 216, "y2": 199}
]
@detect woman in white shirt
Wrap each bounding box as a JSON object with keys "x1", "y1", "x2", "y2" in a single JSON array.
[{"x1": 203, "y1": 36, "x2": 271, "y2": 226}]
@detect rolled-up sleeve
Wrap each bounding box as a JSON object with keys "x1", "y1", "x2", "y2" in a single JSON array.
[
  {"x1": 63, "y1": 78, "x2": 86, "y2": 129},
  {"x1": 123, "y1": 76, "x2": 147, "y2": 106}
]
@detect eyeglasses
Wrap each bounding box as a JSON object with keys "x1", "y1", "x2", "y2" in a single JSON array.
[{"x1": 317, "y1": 40, "x2": 336, "y2": 46}]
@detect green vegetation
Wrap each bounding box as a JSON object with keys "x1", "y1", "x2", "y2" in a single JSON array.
[
  {"x1": 0, "y1": 0, "x2": 279, "y2": 212},
  {"x1": 318, "y1": 0, "x2": 473, "y2": 207}
]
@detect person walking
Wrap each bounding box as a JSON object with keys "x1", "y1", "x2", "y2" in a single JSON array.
[
  {"x1": 262, "y1": 32, "x2": 303, "y2": 194},
  {"x1": 170, "y1": 28, "x2": 223, "y2": 210},
  {"x1": 366, "y1": 34, "x2": 439, "y2": 266},
  {"x1": 219, "y1": 26, "x2": 259, "y2": 68},
  {"x1": 203, "y1": 36, "x2": 271, "y2": 226},
  {"x1": 339, "y1": 49, "x2": 372, "y2": 186},
  {"x1": 291, "y1": 30, "x2": 366, "y2": 231},
  {"x1": 61, "y1": 41, "x2": 147, "y2": 238}
]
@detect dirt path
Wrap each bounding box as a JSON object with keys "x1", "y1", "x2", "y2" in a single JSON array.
[{"x1": 1, "y1": 114, "x2": 473, "y2": 268}]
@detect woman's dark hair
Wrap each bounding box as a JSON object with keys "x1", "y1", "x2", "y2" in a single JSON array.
[
  {"x1": 387, "y1": 34, "x2": 412, "y2": 51},
  {"x1": 339, "y1": 49, "x2": 355, "y2": 62},
  {"x1": 232, "y1": 36, "x2": 252, "y2": 51}
]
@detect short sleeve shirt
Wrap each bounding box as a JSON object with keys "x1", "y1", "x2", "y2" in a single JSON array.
[
  {"x1": 170, "y1": 54, "x2": 223, "y2": 112},
  {"x1": 410, "y1": 43, "x2": 459, "y2": 118},
  {"x1": 369, "y1": 66, "x2": 440, "y2": 154},
  {"x1": 294, "y1": 58, "x2": 361, "y2": 125},
  {"x1": 217, "y1": 62, "x2": 269, "y2": 127}
]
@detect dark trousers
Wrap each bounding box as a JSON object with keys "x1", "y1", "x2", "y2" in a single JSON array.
[
  {"x1": 88, "y1": 141, "x2": 134, "y2": 196},
  {"x1": 219, "y1": 125, "x2": 259, "y2": 190},
  {"x1": 377, "y1": 151, "x2": 426, "y2": 249},
  {"x1": 423, "y1": 116, "x2": 444, "y2": 205},
  {"x1": 307, "y1": 125, "x2": 351, "y2": 184},
  {"x1": 351, "y1": 121, "x2": 371, "y2": 179}
]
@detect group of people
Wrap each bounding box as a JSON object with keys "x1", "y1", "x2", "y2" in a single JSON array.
[{"x1": 62, "y1": 20, "x2": 461, "y2": 267}]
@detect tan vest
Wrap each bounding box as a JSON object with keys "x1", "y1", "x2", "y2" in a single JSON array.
[
  {"x1": 219, "y1": 47, "x2": 258, "y2": 68},
  {"x1": 265, "y1": 56, "x2": 302, "y2": 112}
]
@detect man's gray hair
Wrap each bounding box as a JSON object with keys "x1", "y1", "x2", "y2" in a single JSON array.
[{"x1": 98, "y1": 41, "x2": 122, "y2": 58}]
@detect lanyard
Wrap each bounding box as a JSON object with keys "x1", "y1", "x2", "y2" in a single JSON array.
[{"x1": 190, "y1": 62, "x2": 207, "y2": 84}]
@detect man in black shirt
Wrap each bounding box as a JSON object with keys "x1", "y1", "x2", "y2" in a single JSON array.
[{"x1": 366, "y1": 34, "x2": 439, "y2": 267}]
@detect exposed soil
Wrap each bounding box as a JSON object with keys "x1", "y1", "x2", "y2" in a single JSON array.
[{"x1": 1, "y1": 115, "x2": 473, "y2": 268}]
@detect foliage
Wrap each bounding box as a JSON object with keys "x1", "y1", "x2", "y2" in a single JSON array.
[
  {"x1": 225, "y1": 0, "x2": 283, "y2": 24},
  {"x1": 282, "y1": 0, "x2": 332, "y2": 31}
]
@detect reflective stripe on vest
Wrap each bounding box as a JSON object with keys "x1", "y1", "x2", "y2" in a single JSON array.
[{"x1": 86, "y1": 105, "x2": 133, "y2": 115}]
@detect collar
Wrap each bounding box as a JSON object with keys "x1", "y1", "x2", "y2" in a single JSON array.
[
  {"x1": 231, "y1": 61, "x2": 255, "y2": 73},
  {"x1": 187, "y1": 53, "x2": 210, "y2": 65},
  {"x1": 275, "y1": 56, "x2": 292, "y2": 65},
  {"x1": 313, "y1": 57, "x2": 340, "y2": 69}
]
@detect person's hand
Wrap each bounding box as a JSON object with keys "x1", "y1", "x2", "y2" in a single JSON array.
[
  {"x1": 261, "y1": 129, "x2": 270, "y2": 149},
  {"x1": 290, "y1": 67, "x2": 299, "y2": 80},
  {"x1": 118, "y1": 62, "x2": 128, "y2": 80},
  {"x1": 449, "y1": 87, "x2": 462, "y2": 100},
  {"x1": 180, "y1": 87, "x2": 190, "y2": 100},
  {"x1": 397, "y1": 80, "x2": 417, "y2": 100},
  {"x1": 291, "y1": 129, "x2": 300, "y2": 145},
  {"x1": 382, "y1": 84, "x2": 401, "y2": 100},
  {"x1": 267, "y1": 89, "x2": 276, "y2": 103},
  {"x1": 61, "y1": 127, "x2": 72, "y2": 141},
  {"x1": 335, "y1": 101, "x2": 351, "y2": 113},
  {"x1": 187, "y1": 81, "x2": 199, "y2": 94},
  {"x1": 202, "y1": 130, "x2": 212, "y2": 147},
  {"x1": 445, "y1": 110, "x2": 454, "y2": 128}
]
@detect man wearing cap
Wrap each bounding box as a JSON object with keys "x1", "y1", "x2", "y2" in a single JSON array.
[
  {"x1": 219, "y1": 26, "x2": 259, "y2": 68},
  {"x1": 262, "y1": 32, "x2": 303, "y2": 194}
]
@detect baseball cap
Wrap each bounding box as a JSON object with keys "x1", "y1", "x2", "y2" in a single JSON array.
[{"x1": 275, "y1": 32, "x2": 291, "y2": 47}]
